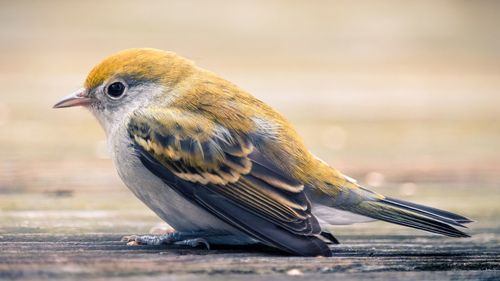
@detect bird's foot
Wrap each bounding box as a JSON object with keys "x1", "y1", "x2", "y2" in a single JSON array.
[
  {"x1": 172, "y1": 238, "x2": 210, "y2": 249},
  {"x1": 121, "y1": 231, "x2": 230, "y2": 249}
]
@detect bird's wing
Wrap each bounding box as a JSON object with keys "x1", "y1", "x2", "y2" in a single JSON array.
[{"x1": 127, "y1": 107, "x2": 331, "y2": 256}]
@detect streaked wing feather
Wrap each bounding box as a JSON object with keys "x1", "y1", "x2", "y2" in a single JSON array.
[{"x1": 128, "y1": 109, "x2": 331, "y2": 256}]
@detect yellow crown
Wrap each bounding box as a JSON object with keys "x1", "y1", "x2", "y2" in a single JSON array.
[{"x1": 84, "y1": 48, "x2": 194, "y2": 90}]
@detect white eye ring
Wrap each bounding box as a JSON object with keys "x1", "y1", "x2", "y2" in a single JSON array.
[{"x1": 105, "y1": 81, "x2": 127, "y2": 99}]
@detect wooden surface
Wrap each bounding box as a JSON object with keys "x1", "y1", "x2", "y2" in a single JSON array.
[
  {"x1": 1, "y1": 182, "x2": 499, "y2": 281},
  {"x1": 1, "y1": 233, "x2": 499, "y2": 280}
]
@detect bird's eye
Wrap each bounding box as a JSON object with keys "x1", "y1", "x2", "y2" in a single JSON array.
[{"x1": 106, "y1": 82, "x2": 126, "y2": 99}]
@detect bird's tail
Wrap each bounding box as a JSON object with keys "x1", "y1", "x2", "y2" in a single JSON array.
[{"x1": 334, "y1": 184, "x2": 472, "y2": 237}]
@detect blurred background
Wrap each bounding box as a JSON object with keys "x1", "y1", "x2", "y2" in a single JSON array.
[{"x1": 0, "y1": 0, "x2": 499, "y2": 236}]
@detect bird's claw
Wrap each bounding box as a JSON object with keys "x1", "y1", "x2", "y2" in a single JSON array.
[
  {"x1": 121, "y1": 235, "x2": 143, "y2": 246},
  {"x1": 127, "y1": 240, "x2": 141, "y2": 246},
  {"x1": 121, "y1": 235, "x2": 135, "y2": 242},
  {"x1": 174, "y1": 238, "x2": 211, "y2": 250}
]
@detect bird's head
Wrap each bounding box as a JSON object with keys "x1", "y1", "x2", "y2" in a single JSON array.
[{"x1": 53, "y1": 48, "x2": 194, "y2": 133}]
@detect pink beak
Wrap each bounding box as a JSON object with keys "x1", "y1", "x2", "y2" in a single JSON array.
[{"x1": 53, "y1": 88, "x2": 92, "y2": 108}]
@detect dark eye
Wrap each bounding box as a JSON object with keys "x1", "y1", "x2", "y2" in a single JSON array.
[{"x1": 106, "y1": 82, "x2": 126, "y2": 98}]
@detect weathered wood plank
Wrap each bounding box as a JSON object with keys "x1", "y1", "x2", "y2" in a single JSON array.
[
  {"x1": 1, "y1": 181, "x2": 498, "y2": 280},
  {"x1": 1, "y1": 233, "x2": 498, "y2": 280}
]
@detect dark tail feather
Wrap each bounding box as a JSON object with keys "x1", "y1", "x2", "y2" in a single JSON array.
[
  {"x1": 353, "y1": 199, "x2": 471, "y2": 238},
  {"x1": 383, "y1": 197, "x2": 473, "y2": 225}
]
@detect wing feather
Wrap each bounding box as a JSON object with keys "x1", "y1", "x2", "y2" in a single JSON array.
[{"x1": 128, "y1": 108, "x2": 331, "y2": 256}]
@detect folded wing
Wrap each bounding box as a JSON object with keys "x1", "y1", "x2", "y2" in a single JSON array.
[{"x1": 127, "y1": 107, "x2": 332, "y2": 256}]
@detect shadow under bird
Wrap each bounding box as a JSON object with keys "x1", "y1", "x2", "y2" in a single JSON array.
[{"x1": 54, "y1": 48, "x2": 472, "y2": 257}]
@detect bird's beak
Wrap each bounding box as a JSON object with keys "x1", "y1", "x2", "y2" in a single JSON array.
[{"x1": 53, "y1": 88, "x2": 92, "y2": 109}]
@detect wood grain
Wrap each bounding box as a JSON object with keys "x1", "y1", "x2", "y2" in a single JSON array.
[{"x1": 1, "y1": 232, "x2": 499, "y2": 280}]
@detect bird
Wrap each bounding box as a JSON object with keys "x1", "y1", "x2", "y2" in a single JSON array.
[{"x1": 53, "y1": 48, "x2": 472, "y2": 257}]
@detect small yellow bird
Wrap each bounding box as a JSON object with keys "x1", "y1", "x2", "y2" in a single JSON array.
[{"x1": 54, "y1": 48, "x2": 471, "y2": 256}]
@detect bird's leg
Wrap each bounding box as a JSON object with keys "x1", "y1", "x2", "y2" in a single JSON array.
[{"x1": 121, "y1": 230, "x2": 243, "y2": 249}]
